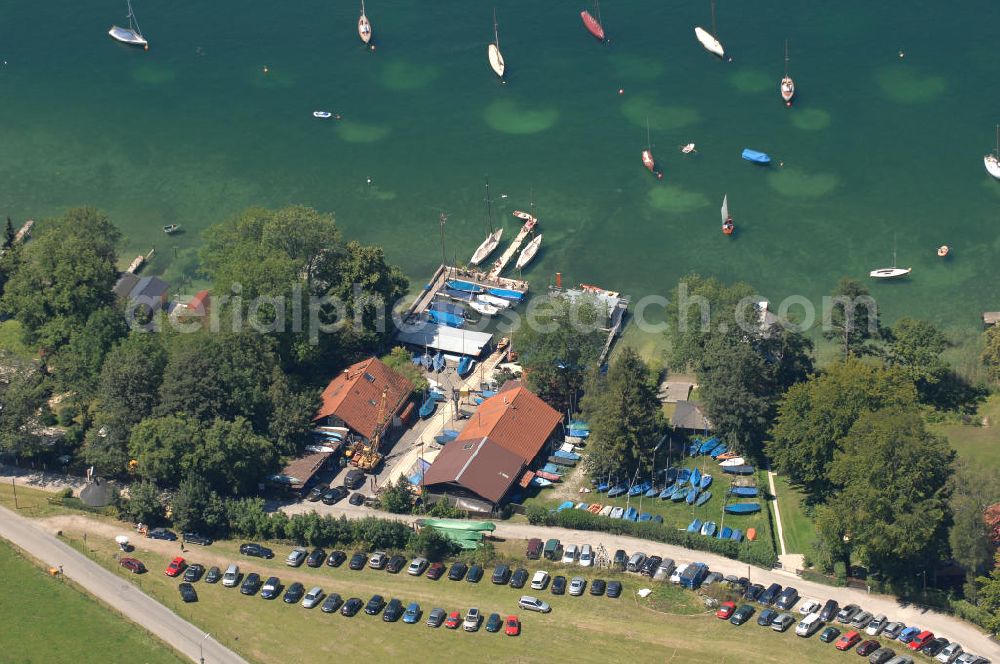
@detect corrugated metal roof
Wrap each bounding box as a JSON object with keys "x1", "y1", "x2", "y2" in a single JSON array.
[
  {"x1": 456, "y1": 385, "x2": 560, "y2": 463},
  {"x1": 394, "y1": 322, "x2": 493, "y2": 357}
]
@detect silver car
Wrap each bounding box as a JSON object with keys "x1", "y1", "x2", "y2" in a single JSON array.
[
  {"x1": 301, "y1": 586, "x2": 325, "y2": 609},
  {"x1": 568, "y1": 576, "x2": 586, "y2": 596},
  {"x1": 882, "y1": 621, "x2": 906, "y2": 639},
  {"x1": 865, "y1": 614, "x2": 887, "y2": 636},
  {"x1": 935, "y1": 643, "x2": 963, "y2": 664},
  {"x1": 771, "y1": 613, "x2": 796, "y2": 632},
  {"x1": 285, "y1": 547, "x2": 307, "y2": 567}
]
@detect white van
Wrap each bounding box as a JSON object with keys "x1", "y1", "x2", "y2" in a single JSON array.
[
  {"x1": 579, "y1": 544, "x2": 594, "y2": 567},
  {"x1": 222, "y1": 564, "x2": 240, "y2": 587},
  {"x1": 795, "y1": 612, "x2": 823, "y2": 637}
]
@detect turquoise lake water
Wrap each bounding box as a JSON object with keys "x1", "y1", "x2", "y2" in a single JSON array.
[{"x1": 1, "y1": 0, "x2": 999, "y2": 330}]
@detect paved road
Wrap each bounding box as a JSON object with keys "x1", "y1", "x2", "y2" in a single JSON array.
[
  {"x1": 0, "y1": 505, "x2": 249, "y2": 664},
  {"x1": 283, "y1": 500, "x2": 1000, "y2": 660}
]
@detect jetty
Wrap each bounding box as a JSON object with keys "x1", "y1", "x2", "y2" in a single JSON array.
[
  {"x1": 126, "y1": 248, "x2": 155, "y2": 275},
  {"x1": 549, "y1": 283, "x2": 629, "y2": 365},
  {"x1": 13, "y1": 220, "x2": 33, "y2": 244},
  {"x1": 488, "y1": 219, "x2": 536, "y2": 279}
]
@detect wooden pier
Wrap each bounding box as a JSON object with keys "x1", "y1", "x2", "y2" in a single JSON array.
[
  {"x1": 488, "y1": 220, "x2": 535, "y2": 279},
  {"x1": 402, "y1": 264, "x2": 529, "y2": 321}
]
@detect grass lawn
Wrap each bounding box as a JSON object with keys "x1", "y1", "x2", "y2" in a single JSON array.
[
  {"x1": 0, "y1": 482, "x2": 77, "y2": 518},
  {"x1": 0, "y1": 539, "x2": 184, "y2": 664},
  {"x1": 770, "y1": 474, "x2": 815, "y2": 556},
  {"x1": 60, "y1": 527, "x2": 869, "y2": 664},
  {"x1": 929, "y1": 394, "x2": 1000, "y2": 467},
  {"x1": 0, "y1": 319, "x2": 32, "y2": 360}
]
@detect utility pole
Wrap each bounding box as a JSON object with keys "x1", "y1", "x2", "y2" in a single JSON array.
[
  {"x1": 11, "y1": 478, "x2": 18, "y2": 509},
  {"x1": 439, "y1": 213, "x2": 447, "y2": 268},
  {"x1": 200, "y1": 632, "x2": 210, "y2": 664}
]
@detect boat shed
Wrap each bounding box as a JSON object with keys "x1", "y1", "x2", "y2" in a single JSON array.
[
  {"x1": 422, "y1": 437, "x2": 526, "y2": 512},
  {"x1": 267, "y1": 450, "x2": 333, "y2": 495},
  {"x1": 395, "y1": 322, "x2": 493, "y2": 357}
]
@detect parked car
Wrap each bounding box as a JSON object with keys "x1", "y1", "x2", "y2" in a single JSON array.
[
  {"x1": 204, "y1": 566, "x2": 221, "y2": 584},
  {"x1": 543, "y1": 539, "x2": 561, "y2": 561},
  {"x1": 775, "y1": 586, "x2": 799, "y2": 610},
  {"x1": 518, "y1": 595, "x2": 551, "y2": 613},
  {"x1": 407, "y1": 557, "x2": 428, "y2": 576},
  {"x1": 340, "y1": 598, "x2": 363, "y2": 617},
  {"x1": 305, "y1": 548, "x2": 326, "y2": 568},
  {"x1": 364, "y1": 594, "x2": 385, "y2": 615},
  {"x1": 344, "y1": 468, "x2": 366, "y2": 489},
  {"x1": 426, "y1": 562, "x2": 446, "y2": 580},
  {"x1": 590, "y1": 579, "x2": 606, "y2": 596},
  {"x1": 626, "y1": 552, "x2": 647, "y2": 573},
  {"x1": 463, "y1": 608, "x2": 481, "y2": 632},
  {"x1": 857, "y1": 640, "x2": 881, "y2": 656},
  {"x1": 383, "y1": 599, "x2": 404, "y2": 622},
  {"x1": 579, "y1": 544, "x2": 594, "y2": 567},
  {"x1": 182, "y1": 564, "x2": 204, "y2": 582},
  {"x1": 485, "y1": 612, "x2": 503, "y2": 633},
  {"x1": 868, "y1": 647, "x2": 897, "y2": 664},
  {"x1": 321, "y1": 593, "x2": 343, "y2": 613},
  {"x1": 935, "y1": 643, "x2": 963, "y2": 663},
  {"x1": 653, "y1": 558, "x2": 676, "y2": 582},
  {"x1": 897, "y1": 626, "x2": 922, "y2": 644},
  {"x1": 306, "y1": 486, "x2": 324, "y2": 502},
  {"x1": 283, "y1": 582, "x2": 305, "y2": 604},
  {"x1": 326, "y1": 551, "x2": 347, "y2": 568},
  {"x1": 492, "y1": 564, "x2": 511, "y2": 584},
  {"x1": 757, "y1": 608, "x2": 778, "y2": 627},
  {"x1": 164, "y1": 556, "x2": 186, "y2": 577},
  {"x1": 402, "y1": 602, "x2": 421, "y2": 624},
  {"x1": 239, "y1": 573, "x2": 261, "y2": 596},
  {"x1": 531, "y1": 570, "x2": 550, "y2": 590},
  {"x1": 178, "y1": 582, "x2": 198, "y2": 602},
  {"x1": 716, "y1": 601, "x2": 737, "y2": 619},
  {"x1": 448, "y1": 562, "x2": 468, "y2": 581},
  {"x1": 836, "y1": 604, "x2": 861, "y2": 624},
  {"x1": 795, "y1": 613, "x2": 824, "y2": 637},
  {"x1": 771, "y1": 613, "x2": 796, "y2": 632},
  {"x1": 703, "y1": 572, "x2": 724, "y2": 586},
  {"x1": 348, "y1": 552, "x2": 367, "y2": 570},
  {"x1": 641, "y1": 555, "x2": 663, "y2": 577},
  {"x1": 882, "y1": 622, "x2": 906, "y2": 640},
  {"x1": 386, "y1": 555, "x2": 407, "y2": 573},
  {"x1": 348, "y1": 492, "x2": 366, "y2": 506},
  {"x1": 568, "y1": 576, "x2": 587, "y2": 596},
  {"x1": 885, "y1": 657, "x2": 916, "y2": 664},
  {"x1": 744, "y1": 583, "x2": 765, "y2": 602},
  {"x1": 551, "y1": 575, "x2": 567, "y2": 595},
  {"x1": 679, "y1": 562, "x2": 709, "y2": 589},
  {"x1": 606, "y1": 580, "x2": 623, "y2": 598},
  {"x1": 426, "y1": 608, "x2": 446, "y2": 628},
  {"x1": 670, "y1": 564, "x2": 689, "y2": 584},
  {"x1": 907, "y1": 633, "x2": 937, "y2": 654},
  {"x1": 866, "y1": 614, "x2": 888, "y2": 636},
  {"x1": 260, "y1": 576, "x2": 281, "y2": 600},
  {"x1": 798, "y1": 599, "x2": 821, "y2": 615},
  {"x1": 183, "y1": 532, "x2": 212, "y2": 546},
  {"x1": 148, "y1": 528, "x2": 177, "y2": 541},
  {"x1": 561, "y1": 545, "x2": 579, "y2": 565},
  {"x1": 820, "y1": 627, "x2": 842, "y2": 643},
  {"x1": 119, "y1": 557, "x2": 146, "y2": 574},
  {"x1": 526, "y1": 538, "x2": 543, "y2": 559},
  {"x1": 368, "y1": 552, "x2": 387, "y2": 570},
  {"x1": 836, "y1": 631, "x2": 862, "y2": 651},
  {"x1": 505, "y1": 615, "x2": 521, "y2": 636},
  {"x1": 321, "y1": 486, "x2": 347, "y2": 505},
  {"x1": 444, "y1": 611, "x2": 462, "y2": 629},
  {"x1": 510, "y1": 568, "x2": 529, "y2": 589},
  {"x1": 285, "y1": 547, "x2": 307, "y2": 567},
  {"x1": 955, "y1": 655, "x2": 990, "y2": 664},
  {"x1": 240, "y1": 543, "x2": 273, "y2": 559},
  {"x1": 613, "y1": 549, "x2": 628, "y2": 570},
  {"x1": 301, "y1": 586, "x2": 325, "y2": 609},
  {"x1": 730, "y1": 604, "x2": 755, "y2": 626},
  {"x1": 467, "y1": 564, "x2": 484, "y2": 583},
  {"x1": 221, "y1": 564, "x2": 240, "y2": 587},
  {"x1": 852, "y1": 611, "x2": 874, "y2": 629},
  {"x1": 820, "y1": 599, "x2": 840, "y2": 622},
  {"x1": 758, "y1": 582, "x2": 783, "y2": 606}
]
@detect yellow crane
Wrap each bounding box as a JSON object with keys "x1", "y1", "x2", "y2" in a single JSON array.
[{"x1": 351, "y1": 389, "x2": 387, "y2": 472}]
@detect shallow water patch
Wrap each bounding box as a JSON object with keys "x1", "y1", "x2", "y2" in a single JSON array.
[{"x1": 484, "y1": 98, "x2": 558, "y2": 134}]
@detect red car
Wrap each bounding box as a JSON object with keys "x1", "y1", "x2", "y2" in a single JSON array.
[
  {"x1": 908, "y1": 630, "x2": 934, "y2": 651},
  {"x1": 716, "y1": 601, "x2": 736, "y2": 619},
  {"x1": 835, "y1": 631, "x2": 861, "y2": 651},
  {"x1": 504, "y1": 615, "x2": 521, "y2": 636},
  {"x1": 164, "y1": 556, "x2": 186, "y2": 577},
  {"x1": 426, "y1": 562, "x2": 446, "y2": 580},
  {"x1": 119, "y1": 557, "x2": 146, "y2": 574},
  {"x1": 444, "y1": 611, "x2": 462, "y2": 629}
]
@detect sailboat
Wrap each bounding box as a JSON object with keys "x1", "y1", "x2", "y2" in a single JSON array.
[
  {"x1": 488, "y1": 9, "x2": 506, "y2": 78},
  {"x1": 358, "y1": 0, "x2": 373, "y2": 45},
  {"x1": 985, "y1": 125, "x2": 1000, "y2": 180},
  {"x1": 721, "y1": 194, "x2": 734, "y2": 236},
  {"x1": 109, "y1": 0, "x2": 148, "y2": 49},
  {"x1": 581, "y1": 0, "x2": 605, "y2": 41},
  {"x1": 641, "y1": 119, "x2": 663, "y2": 180},
  {"x1": 869, "y1": 243, "x2": 911, "y2": 279},
  {"x1": 694, "y1": 0, "x2": 725, "y2": 59},
  {"x1": 470, "y1": 179, "x2": 503, "y2": 265},
  {"x1": 780, "y1": 40, "x2": 795, "y2": 106},
  {"x1": 515, "y1": 234, "x2": 543, "y2": 270}
]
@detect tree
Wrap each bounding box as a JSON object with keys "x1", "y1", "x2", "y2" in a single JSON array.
[
  {"x1": 824, "y1": 278, "x2": 881, "y2": 358},
  {"x1": 818, "y1": 408, "x2": 954, "y2": 583},
  {"x1": 381, "y1": 346, "x2": 429, "y2": 394},
  {"x1": 380, "y1": 477, "x2": 413, "y2": 514},
  {"x1": 265, "y1": 369, "x2": 316, "y2": 457},
  {"x1": 983, "y1": 325, "x2": 1000, "y2": 384},
  {"x1": 408, "y1": 527, "x2": 459, "y2": 561},
  {"x1": 974, "y1": 552, "x2": 1000, "y2": 634},
  {"x1": 97, "y1": 332, "x2": 168, "y2": 426},
  {"x1": 3, "y1": 217, "x2": 15, "y2": 249},
  {"x1": 0, "y1": 363, "x2": 49, "y2": 459},
  {"x1": 766, "y1": 361, "x2": 918, "y2": 501},
  {"x1": 582, "y1": 347, "x2": 665, "y2": 481},
  {"x1": 1, "y1": 208, "x2": 120, "y2": 353},
  {"x1": 120, "y1": 480, "x2": 163, "y2": 525},
  {"x1": 949, "y1": 462, "x2": 1000, "y2": 597},
  {"x1": 53, "y1": 306, "x2": 127, "y2": 399},
  {"x1": 81, "y1": 412, "x2": 132, "y2": 477},
  {"x1": 185, "y1": 417, "x2": 277, "y2": 496},
  {"x1": 664, "y1": 273, "x2": 758, "y2": 370},
  {"x1": 127, "y1": 416, "x2": 201, "y2": 487},
  {"x1": 170, "y1": 476, "x2": 228, "y2": 536},
  {"x1": 514, "y1": 293, "x2": 604, "y2": 414}
]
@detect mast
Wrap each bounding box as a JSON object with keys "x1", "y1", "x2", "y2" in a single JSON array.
[
  {"x1": 127, "y1": 0, "x2": 142, "y2": 35},
  {"x1": 484, "y1": 177, "x2": 494, "y2": 234},
  {"x1": 361, "y1": 0, "x2": 366, "y2": 16},
  {"x1": 996, "y1": 124, "x2": 999, "y2": 158},
  {"x1": 710, "y1": 0, "x2": 717, "y2": 37},
  {"x1": 595, "y1": 0, "x2": 603, "y2": 26},
  {"x1": 784, "y1": 39, "x2": 789, "y2": 76},
  {"x1": 493, "y1": 8, "x2": 500, "y2": 49},
  {"x1": 645, "y1": 117, "x2": 652, "y2": 150}
]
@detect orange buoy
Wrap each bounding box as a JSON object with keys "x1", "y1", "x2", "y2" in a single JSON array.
[{"x1": 937, "y1": 245, "x2": 949, "y2": 257}]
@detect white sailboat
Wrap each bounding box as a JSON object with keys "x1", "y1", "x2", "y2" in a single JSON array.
[
  {"x1": 515, "y1": 234, "x2": 542, "y2": 270},
  {"x1": 985, "y1": 124, "x2": 1000, "y2": 180},
  {"x1": 780, "y1": 40, "x2": 795, "y2": 106},
  {"x1": 108, "y1": 0, "x2": 148, "y2": 49},
  {"x1": 694, "y1": 0, "x2": 724, "y2": 58},
  {"x1": 477, "y1": 293, "x2": 512, "y2": 309},
  {"x1": 470, "y1": 178, "x2": 503, "y2": 266},
  {"x1": 721, "y1": 194, "x2": 734, "y2": 235},
  {"x1": 358, "y1": 0, "x2": 372, "y2": 45},
  {"x1": 488, "y1": 9, "x2": 506, "y2": 78},
  {"x1": 469, "y1": 300, "x2": 500, "y2": 317},
  {"x1": 869, "y1": 242, "x2": 911, "y2": 279}
]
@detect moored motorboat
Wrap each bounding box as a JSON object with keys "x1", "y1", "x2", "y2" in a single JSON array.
[
  {"x1": 470, "y1": 229, "x2": 503, "y2": 265},
  {"x1": 985, "y1": 125, "x2": 1000, "y2": 180},
  {"x1": 937, "y1": 245, "x2": 949, "y2": 257},
  {"x1": 741, "y1": 149, "x2": 771, "y2": 164},
  {"x1": 681, "y1": 143, "x2": 697, "y2": 154},
  {"x1": 721, "y1": 194, "x2": 734, "y2": 236},
  {"x1": 313, "y1": 111, "x2": 333, "y2": 119},
  {"x1": 358, "y1": 0, "x2": 372, "y2": 44},
  {"x1": 580, "y1": 0, "x2": 605, "y2": 41},
  {"x1": 488, "y1": 9, "x2": 505, "y2": 78},
  {"x1": 468, "y1": 299, "x2": 499, "y2": 317},
  {"x1": 512, "y1": 210, "x2": 536, "y2": 222},
  {"x1": 109, "y1": 0, "x2": 148, "y2": 49},
  {"x1": 515, "y1": 234, "x2": 542, "y2": 270},
  {"x1": 694, "y1": 27, "x2": 724, "y2": 58},
  {"x1": 163, "y1": 224, "x2": 180, "y2": 234}
]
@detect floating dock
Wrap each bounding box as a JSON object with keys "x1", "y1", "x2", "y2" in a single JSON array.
[
  {"x1": 488, "y1": 219, "x2": 536, "y2": 279},
  {"x1": 403, "y1": 264, "x2": 528, "y2": 321}
]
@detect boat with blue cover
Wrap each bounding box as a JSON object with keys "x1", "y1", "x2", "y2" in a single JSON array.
[
  {"x1": 575, "y1": 502, "x2": 589, "y2": 510},
  {"x1": 658, "y1": 484, "x2": 677, "y2": 499},
  {"x1": 686, "y1": 518, "x2": 703, "y2": 533},
  {"x1": 729, "y1": 529, "x2": 743, "y2": 541},
  {"x1": 741, "y1": 148, "x2": 771, "y2": 164},
  {"x1": 428, "y1": 309, "x2": 464, "y2": 327},
  {"x1": 446, "y1": 280, "x2": 484, "y2": 293},
  {"x1": 433, "y1": 352, "x2": 446, "y2": 372},
  {"x1": 688, "y1": 442, "x2": 700, "y2": 456},
  {"x1": 721, "y1": 465, "x2": 755, "y2": 475},
  {"x1": 724, "y1": 502, "x2": 761, "y2": 514},
  {"x1": 698, "y1": 438, "x2": 719, "y2": 454},
  {"x1": 709, "y1": 443, "x2": 727, "y2": 459},
  {"x1": 542, "y1": 463, "x2": 563, "y2": 475},
  {"x1": 421, "y1": 351, "x2": 433, "y2": 370},
  {"x1": 487, "y1": 287, "x2": 523, "y2": 301},
  {"x1": 623, "y1": 507, "x2": 638, "y2": 521},
  {"x1": 411, "y1": 352, "x2": 422, "y2": 366},
  {"x1": 556, "y1": 500, "x2": 575, "y2": 512},
  {"x1": 609, "y1": 506, "x2": 624, "y2": 519},
  {"x1": 686, "y1": 487, "x2": 700, "y2": 504},
  {"x1": 699, "y1": 474, "x2": 712, "y2": 489},
  {"x1": 664, "y1": 467, "x2": 678, "y2": 484},
  {"x1": 629, "y1": 481, "x2": 651, "y2": 497},
  {"x1": 419, "y1": 394, "x2": 436, "y2": 419},
  {"x1": 671, "y1": 487, "x2": 690, "y2": 502},
  {"x1": 701, "y1": 521, "x2": 717, "y2": 537},
  {"x1": 457, "y1": 356, "x2": 474, "y2": 377},
  {"x1": 644, "y1": 485, "x2": 660, "y2": 497},
  {"x1": 567, "y1": 428, "x2": 589, "y2": 438},
  {"x1": 718, "y1": 526, "x2": 732, "y2": 539},
  {"x1": 638, "y1": 512, "x2": 652, "y2": 522},
  {"x1": 430, "y1": 389, "x2": 447, "y2": 402},
  {"x1": 728, "y1": 486, "x2": 758, "y2": 497},
  {"x1": 607, "y1": 484, "x2": 628, "y2": 498},
  {"x1": 690, "y1": 468, "x2": 701, "y2": 488},
  {"x1": 569, "y1": 420, "x2": 589, "y2": 430},
  {"x1": 553, "y1": 449, "x2": 581, "y2": 461},
  {"x1": 596, "y1": 481, "x2": 609, "y2": 492},
  {"x1": 695, "y1": 490, "x2": 712, "y2": 506},
  {"x1": 442, "y1": 287, "x2": 477, "y2": 301},
  {"x1": 677, "y1": 468, "x2": 691, "y2": 486},
  {"x1": 430, "y1": 301, "x2": 466, "y2": 317}
]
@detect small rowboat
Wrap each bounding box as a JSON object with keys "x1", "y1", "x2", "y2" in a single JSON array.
[
  {"x1": 313, "y1": 111, "x2": 333, "y2": 119},
  {"x1": 512, "y1": 210, "x2": 536, "y2": 222},
  {"x1": 681, "y1": 143, "x2": 697, "y2": 154},
  {"x1": 741, "y1": 149, "x2": 771, "y2": 164},
  {"x1": 358, "y1": 0, "x2": 372, "y2": 44},
  {"x1": 746, "y1": 527, "x2": 757, "y2": 541},
  {"x1": 163, "y1": 224, "x2": 180, "y2": 234},
  {"x1": 587, "y1": 503, "x2": 603, "y2": 513},
  {"x1": 535, "y1": 470, "x2": 562, "y2": 482}
]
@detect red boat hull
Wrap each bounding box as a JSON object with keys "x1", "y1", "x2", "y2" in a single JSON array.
[{"x1": 581, "y1": 11, "x2": 605, "y2": 41}]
